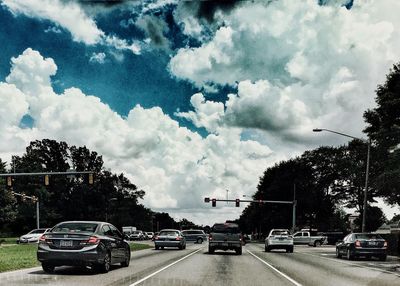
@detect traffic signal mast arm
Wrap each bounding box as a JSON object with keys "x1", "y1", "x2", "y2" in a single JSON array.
[
  {"x1": 11, "y1": 191, "x2": 38, "y2": 202},
  {"x1": 205, "y1": 198, "x2": 294, "y2": 204},
  {"x1": 0, "y1": 171, "x2": 94, "y2": 177}
]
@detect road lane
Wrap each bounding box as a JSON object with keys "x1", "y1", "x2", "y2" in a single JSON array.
[
  {"x1": 0, "y1": 243, "x2": 204, "y2": 286},
  {"x1": 245, "y1": 243, "x2": 400, "y2": 286},
  {"x1": 128, "y1": 245, "x2": 295, "y2": 286}
]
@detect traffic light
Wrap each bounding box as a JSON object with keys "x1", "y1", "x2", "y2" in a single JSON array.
[
  {"x1": 88, "y1": 173, "x2": 94, "y2": 185},
  {"x1": 235, "y1": 199, "x2": 240, "y2": 207},
  {"x1": 204, "y1": 197, "x2": 210, "y2": 203},
  {"x1": 44, "y1": 175, "x2": 49, "y2": 186},
  {"x1": 7, "y1": 176, "x2": 12, "y2": 187},
  {"x1": 212, "y1": 198, "x2": 216, "y2": 207}
]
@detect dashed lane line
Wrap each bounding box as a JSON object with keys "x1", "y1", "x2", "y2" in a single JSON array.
[
  {"x1": 247, "y1": 250, "x2": 303, "y2": 286},
  {"x1": 128, "y1": 247, "x2": 203, "y2": 286}
]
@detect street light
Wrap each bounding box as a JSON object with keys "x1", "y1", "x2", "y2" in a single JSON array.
[{"x1": 313, "y1": 128, "x2": 371, "y2": 232}]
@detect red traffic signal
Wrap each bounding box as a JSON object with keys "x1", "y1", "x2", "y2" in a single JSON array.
[
  {"x1": 212, "y1": 198, "x2": 216, "y2": 207},
  {"x1": 235, "y1": 199, "x2": 240, "y2": 207}
]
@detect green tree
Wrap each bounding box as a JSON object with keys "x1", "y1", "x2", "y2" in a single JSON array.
[
  {"x1": 0, "y1": 159, "x2": 17, "y2": 229},
  {"x1": 364, "y1": 63, "x2": 400, "y2": 205}
]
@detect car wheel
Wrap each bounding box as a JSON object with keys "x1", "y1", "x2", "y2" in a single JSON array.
[
  {"x1": 236, "y1": 247, "x2": 242, "y2": 255},
  {"x1": 121, "y1": 248, "x2": 130, "y2": 267},
  {"x1": 179, "y1": 245, "x2": 183, "y2": 250},
  {"x1": 286, "y1": 247, "x2": 293, "y2": 253},
  {"x1": 379, "y1": 255, "x2": 387, "y2": 261},
  {"x1": 99, "y1": 252, "x2": 111, "y2": 273},
  {"x1": 42, "y1": 263, "x2": 55, "y2": 273},
  {"x1": 346, "y1": 249, "x2": 353, "y2": 261},
  {"x1": 197, "y1": 238, "x2": 203, "y2": 244},
  {"x1": 155, "y1": 245, "x2": 159, "y2": 250},
  {"x1": 336, "y1": 248, "x2": 342, "y2": 258},
  {"x1": 209, "y1": 247, "x2": 214, "y2": 254},
  {"x1": 314, "y1": 240, "x2": 321, "y2": 247},
  {"x1": 161, "y1": 246, "x2": 164, "y2": 250},
  {"x1": 265, "y1": 246, "x2": 270, "y2": 252}
]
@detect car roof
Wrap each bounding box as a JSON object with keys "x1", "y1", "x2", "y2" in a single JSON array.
[
  {"x1": 271, "y1": 229, "x2": 290, "y2": 231},
  {"x1": 159, "y1": 229, "x2": 180, "y2": 232},
  {"x1": 55, "y1": 221, "x2": 105, "y2": 224}
]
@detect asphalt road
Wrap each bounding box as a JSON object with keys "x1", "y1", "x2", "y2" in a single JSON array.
[{"x1": 1, "y1": 242, "x2": 399, "y2": 286}]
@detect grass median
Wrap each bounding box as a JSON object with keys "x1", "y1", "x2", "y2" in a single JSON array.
[{"x1": 0, "y1": 242, "x2": 153, "y2": 273}]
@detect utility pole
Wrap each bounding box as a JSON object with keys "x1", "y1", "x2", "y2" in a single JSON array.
[
  {"x1": 36, "y1": 200, "x2": 40, "y2": 229},
  {"x1": 292, "y1": 184, "x2": 296, "y2": 233},
  {"x1": 362, "y1": 139, "x2": 371, "y2": 232}
]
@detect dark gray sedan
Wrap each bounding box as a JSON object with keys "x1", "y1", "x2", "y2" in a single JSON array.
[
  {"x1": 336, "y1": 233, "x2": 387, "y2": 261},
  {"x1": 154, "y1": 229, "x2": 186, "y2": 250},
  {"x1": 37, "y1": 221, "x2": 131, "y2": 273}
]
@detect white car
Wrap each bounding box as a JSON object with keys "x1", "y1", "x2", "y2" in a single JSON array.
[
  {"x1": 265, "y1": 229, "x2": 294, "y2": 253},
  {"x1": 146, "y1": 232, "x2": 154, "y2": 239},
  {"x1": 17, "y1": 228, "x2": 50, "y2": 244}
]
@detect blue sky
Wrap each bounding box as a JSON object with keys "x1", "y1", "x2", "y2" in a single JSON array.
[{"x1": 0, "y1": 0, "x2": 399, "y2": 223}]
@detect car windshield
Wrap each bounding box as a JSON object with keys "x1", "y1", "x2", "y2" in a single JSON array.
[
  {"x1": 271, "y1": 230, "x2": 289, "y2": 235},
  {"x1": 159, "y1": 231, "x2": 179, "y2": 236},
  {"x1": 29, "y1": 229, "x2": 46, "y2": 234},
  {"x1": 212, "y1": 224, "x2": 240, "y2": 234},
  {"x1": 355, "y1": 234, "x2": 383, "y2": 240},
  {"x1": 52, "y1": 223, "x2": 98, "y2": 233}
]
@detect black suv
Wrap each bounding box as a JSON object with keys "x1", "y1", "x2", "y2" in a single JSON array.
[{"x1": 208, "y1": 223, "x2": 242, "y2": 255}]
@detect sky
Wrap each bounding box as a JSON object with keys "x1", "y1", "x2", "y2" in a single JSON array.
[{"x1": 0, "y1": 0, "x2": 399, "y2": 225}]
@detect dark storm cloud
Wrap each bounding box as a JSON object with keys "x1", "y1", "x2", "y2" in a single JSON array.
[
  {"x1": 182, "y1": 0, "x2": 241, "y2": 22},
  {"x1": 137, "y1": 14, "x2": 170, "y2": 50}
]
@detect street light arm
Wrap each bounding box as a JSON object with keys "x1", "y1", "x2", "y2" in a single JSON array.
[{"x1": 313, "y1": 128, "x2": 367, "y2": 142}]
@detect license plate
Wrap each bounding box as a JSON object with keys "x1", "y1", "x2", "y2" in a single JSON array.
[
  {"x1": 219, "y1": 243, "x2": 228, "y2": 247},
  {"x1": 368, "y1": 241, "x2": 377, "y2": 246},
  {"x1": 60, "y1": 240, "x2": 73, "y2": 247}
]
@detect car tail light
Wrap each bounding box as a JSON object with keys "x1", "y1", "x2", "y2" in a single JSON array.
[
  {"x1": 39, "y1": 234, "x2": 47, "y2": 243},
  {"x1": 383, "y1": 241, "x2": 387, "y2": 248},
  {"x1": 84, "y1": 236, "x2": 100, "y2": 245},
  {"x1": 209, "y1": 234, "x2": 213, "y2": 241},
  {"x1": 355, "y1": 240, "x2": 361, "y2": 248},
  {"x1": 176, "y1": 236, "x2": 182, "y2": 241}
]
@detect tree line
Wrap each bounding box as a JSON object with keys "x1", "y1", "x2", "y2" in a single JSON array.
[
  {"x1": 0, "y1": 139, "x2": 201, "y2": 236},
  {"x1": 238, "y1": 63, "x2": 400, "y2": 235}
]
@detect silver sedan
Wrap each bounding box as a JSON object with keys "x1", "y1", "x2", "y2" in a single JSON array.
[{"x1": 154, "y1": 229, "x2": 186, "y2": 250}]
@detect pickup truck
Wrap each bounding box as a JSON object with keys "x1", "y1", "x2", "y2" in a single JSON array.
[
  {"x1": 293, "y1": 231, "x2": 326, "y2": 247},
  {"x1": 208, "y1": 223, "x2": 242, "y2": 255}
]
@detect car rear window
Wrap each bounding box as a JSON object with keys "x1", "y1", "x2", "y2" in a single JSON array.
[
  {"x1": 159, "y1": 231, "x2": 179, "y2": 236},
  {"x1": 30, "y1": 229, "x2": 46, "y2": 234},
  {"x1": 52, "y1": 223, "x2": 99, "y2": 233},
  {"x1": 212, "y1": 224, "x2": 240, "y2": 234},
  {"x1": 271, "y1": 230, "x2": 289, "y2": 235},
  {"x1": 354, "y1": 234, "x2": 383, "y2": 240}
]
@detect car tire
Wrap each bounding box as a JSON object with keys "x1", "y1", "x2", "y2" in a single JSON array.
[
  {"x1": 236, "y1": 247, "x2": 242, "y2": 255},
  {"x1": 179, "y1": 245, "x2": 183, "y2": 250},
  {"x1": 336, "y1": 248, "x2": 342, "y2": 258},
  {"x1": 197, "y1": 238, "x2": 203, "y2": 244},
  {"x1": 346, "y1": 249, "x2": 353, "y2": 261},
  {"x1": 155, "y1": 245, "x2": 159, "y2": 250},
  {"x1": 42, "y1": 263, "x2": 55, "y2": 273},
  {"x1": 161, "y1": 246, "x2": 164, "y2": 250},
  {"x1": 121, "y1": 248, "x2": 130, "y2": 267},
  {"x1": 314, "y1": 240, "x2": 321, "y2": 247},
  {"x1": 379, "y1": 255, "x2": 387, "y2": 261},
  {"x1": 265, "y1": 246, "x2": 270, "y2": 252},
  {"x1": 209, "y1": 247, "x2": 214, "y2": 254},
  {"x1": 98, "y1": 252, "x2": 111, "y2": 273},
  {"x1": 287, "y1": 247, "x2": 294, "y2": 253}
]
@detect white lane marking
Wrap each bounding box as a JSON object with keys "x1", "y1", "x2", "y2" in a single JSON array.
[
  {"x1": 247, "y1": 250, "x2": 303, "y2": 286},
  {"x1": 300, "y1": 252, "x2": 400, "y2": 278},
  {"x1": 129, "y1": 248, "x2": 203, "y2": 286}
]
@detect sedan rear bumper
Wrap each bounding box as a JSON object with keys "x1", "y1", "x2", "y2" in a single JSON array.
[
  {"x1": 154, "y1": 241, "x2": 183, "y2": 247},
  {"x1": 37, "y1": 245, "x2": 105, "y2": 266},
  {"x1": 353, "y1": 248, "x2": 387, "y2": 256}
]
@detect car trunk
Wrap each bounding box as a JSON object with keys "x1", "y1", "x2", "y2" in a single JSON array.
[
  {"x1": 44, "y1": 233, "x2": 94, "y2": 250},
  {"x1": 359, "y1": 239, "x2": 385, "y2": 248}
]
